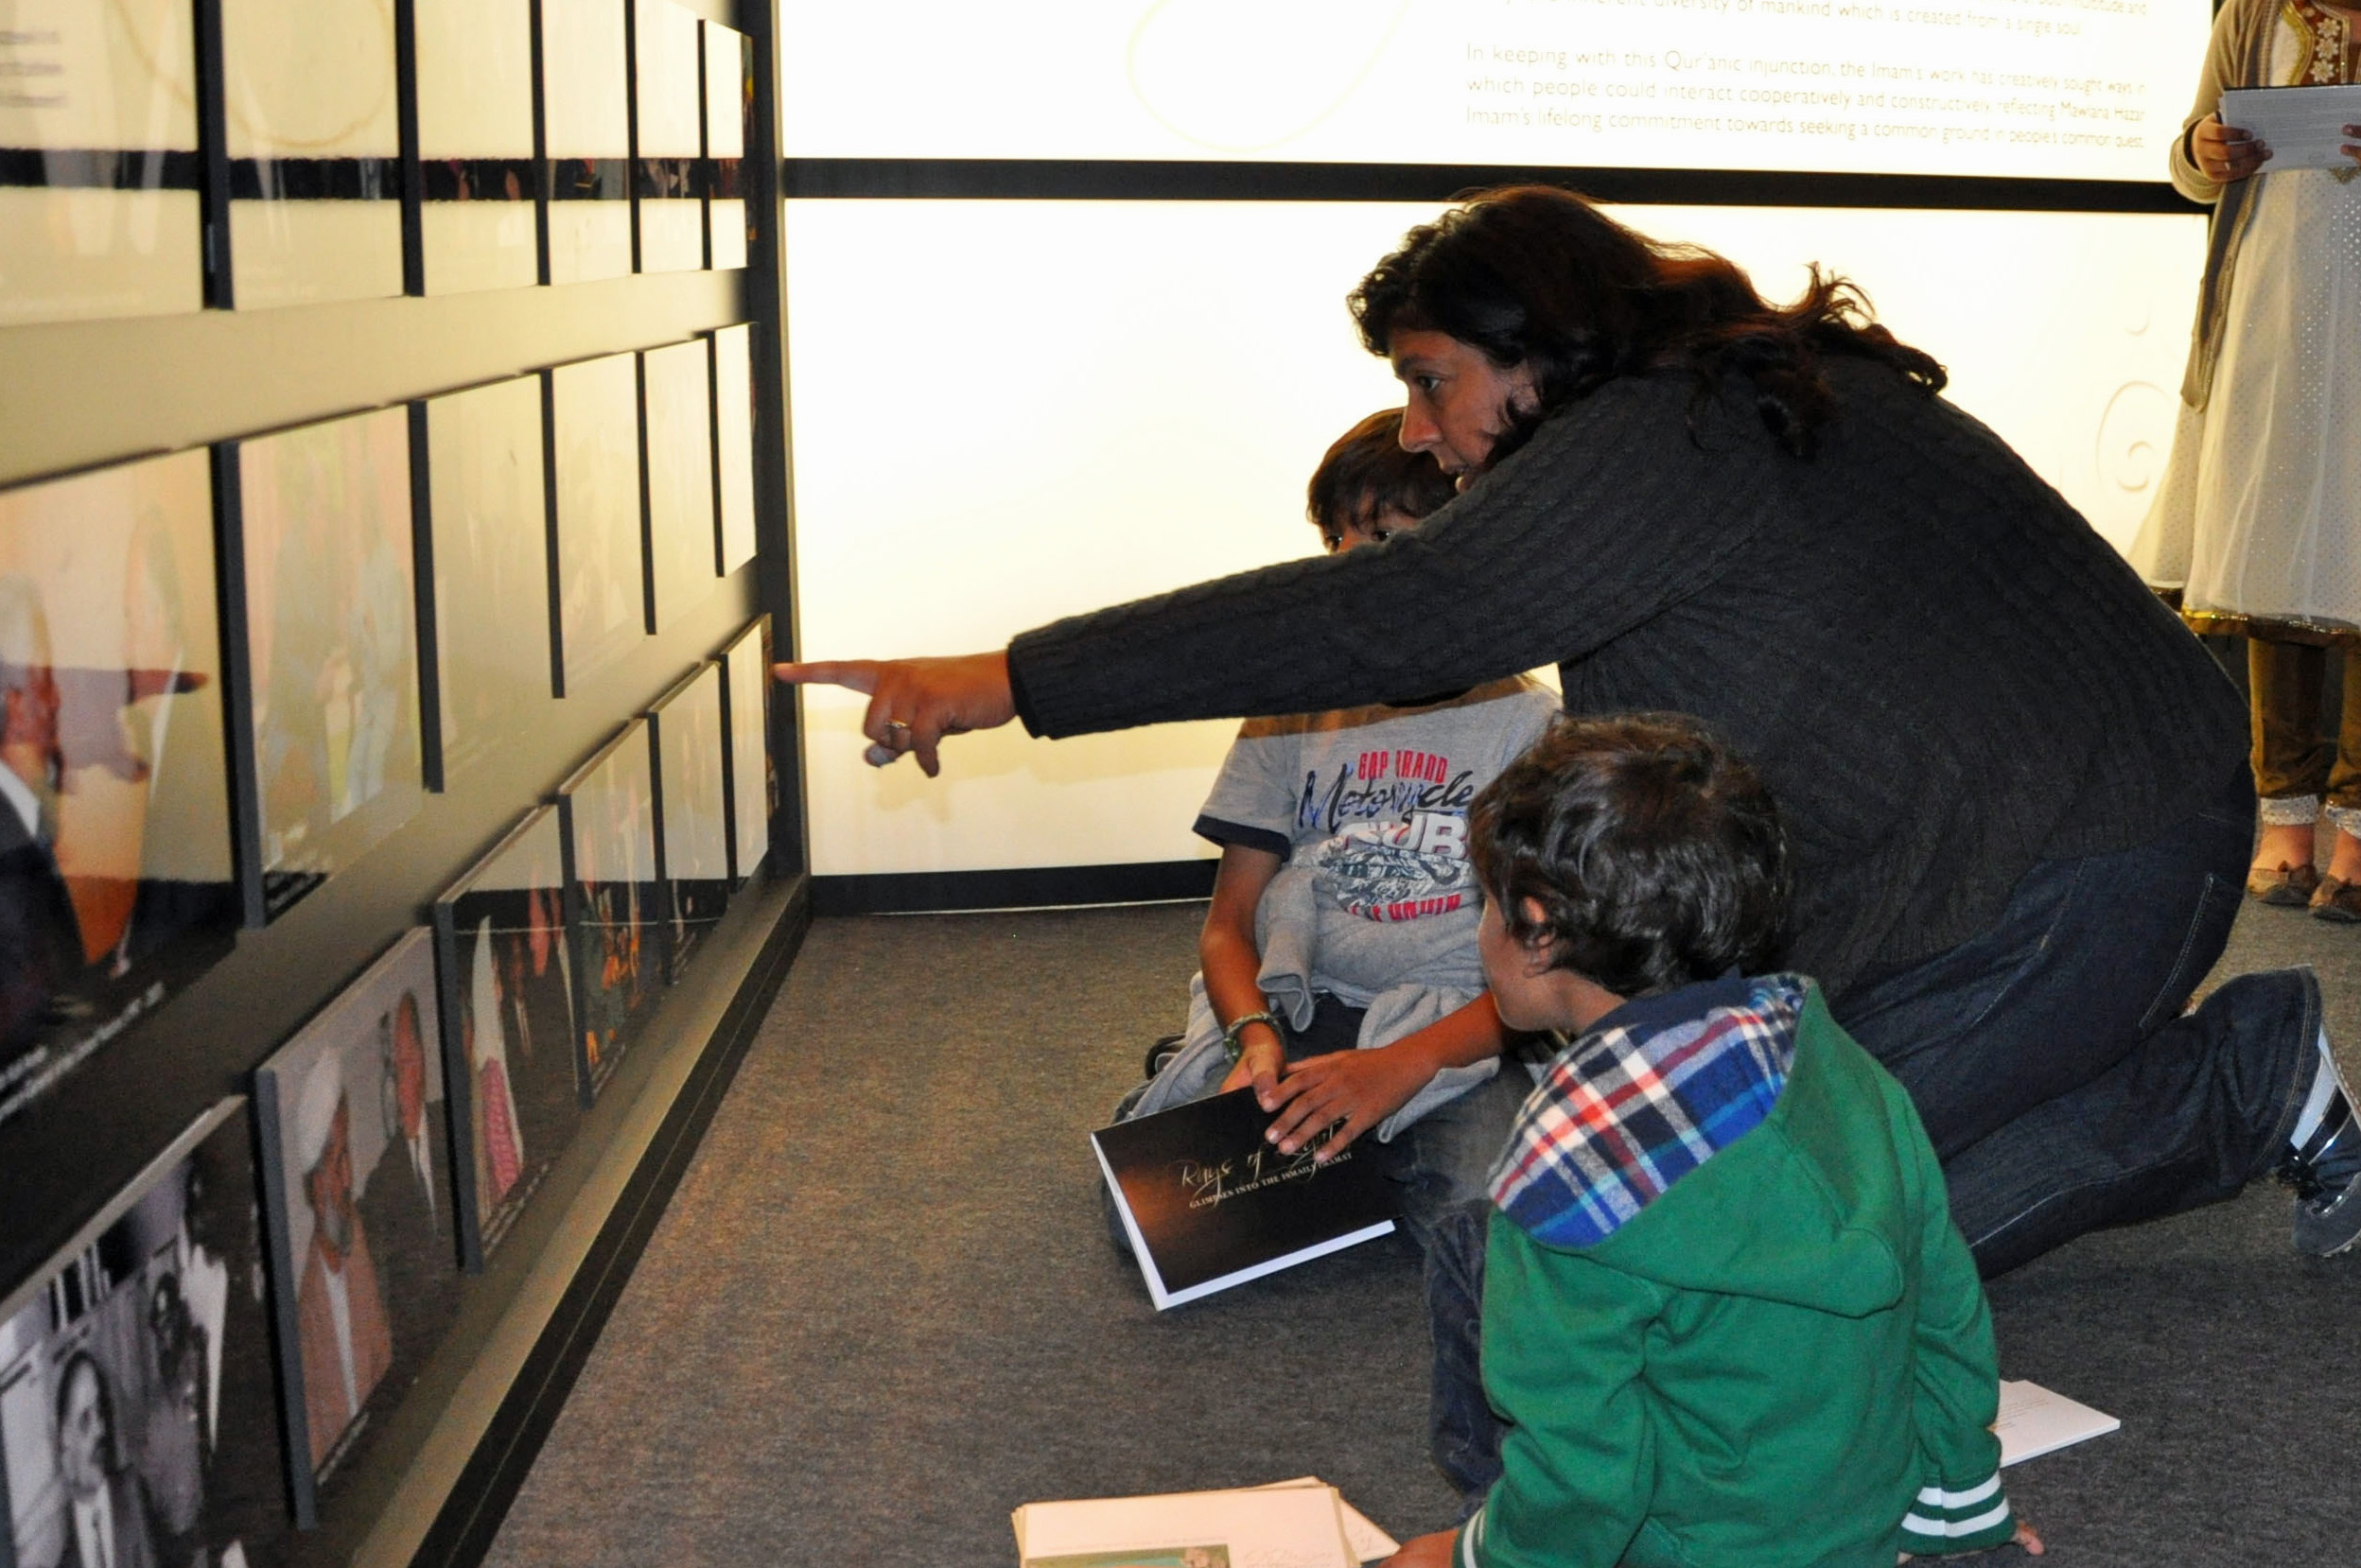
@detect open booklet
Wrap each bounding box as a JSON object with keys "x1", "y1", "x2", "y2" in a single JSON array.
[
  {"x1": 1014, "y1": 1477, "x2": 1398, "y2": 1567},
  {"x1": 2220, "y1": 83, "x2": 2361, "y2": 171},
  {"x1": 1995, "y1": 1379, "x2": 2120, "y2": 1466}
]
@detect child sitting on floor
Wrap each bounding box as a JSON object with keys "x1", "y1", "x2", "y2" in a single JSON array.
[
  {"x1": 1388, "y1": 713, "x2": 2042, "y2": 1567},
  {"x1": 1111, "y1": 409, "x2": 1561, "y2": 1246}
]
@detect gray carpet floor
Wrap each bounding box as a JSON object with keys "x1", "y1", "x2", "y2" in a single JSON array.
[{"x1": 482, "y1": 896, "x2": 2361, "y2": 1568}]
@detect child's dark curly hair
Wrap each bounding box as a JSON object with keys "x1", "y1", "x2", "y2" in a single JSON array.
[{"x1": 1471, "y1": 713, "x2": 1790, "y2": 998}]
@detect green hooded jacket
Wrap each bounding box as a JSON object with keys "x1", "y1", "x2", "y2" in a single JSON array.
[{"x1": 1459, "y1": 981, "x2": 2014, "y2": 1568}]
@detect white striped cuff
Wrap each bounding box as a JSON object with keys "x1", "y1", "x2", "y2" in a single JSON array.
[
  {"x1": 1899, "y1": 1469, "x2": 2013, "y2": 1549},
  {"x1": 1456, "y1": 1500, "x2": 1489, "y2": 1568}
]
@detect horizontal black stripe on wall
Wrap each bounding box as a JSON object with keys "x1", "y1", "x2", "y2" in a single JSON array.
[
  {"x1": 813, "y1": 859, "x2": 1218, "y2": 916},
  {"x1": 783, "y1": 158, "x2": 2204, "y2": 215},
  {"x1": 706, "y1": 157, "x2": 742, "y2": 200},
  {"x1": 421, "y1": 157, "x2": 537, "y2": 201},
  {"x1": 229, "y1": 155, "x2": 400, "y2": 200},
  {"x1": 0, "y1": 147, "x2": 202, "y2": 191},
  {"x1": 548, "y1": 156, "x2": 630, "y2": 201},
  {"x1": 637, "y1": 156, "x2": 698, "y2": 199}
]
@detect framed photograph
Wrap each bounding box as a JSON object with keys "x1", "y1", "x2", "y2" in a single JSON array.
[
  {"x1": 716, "y1": 617, "x2": 774, "y2": 886},
  {"x1": 0, "y1": 1101, "x2": 291, "y2": 1568},
  {"x1": 0, "y1": 450, "x2": 236, "y2": 1131},
  {"x1": 557, "y1": 722, "x2": 666, "y2": 1100},
  {"x1": 425, "y1": 377, "x2": 552, "y2": 784},
  {"x1": 414, "y1": 0, "x2": 538, "y2": 295},
  {"x1": 253, "y1": 932, "x2": 460, "y2": 1524},
  {"x1": 548, "y1": 355, "x2": 646, "y2": 694},
  {"x1": 702, "y1": 23, "x2": 749, "y2": 271},
  {"x1": 710, "y1": 324, "x2": 757, "y2": 576},
  {"x1": 539, "y1": 0, "x2": 631, "y2": 285},
  {"x1": 0, "y1": 0, "x2": 203, "y2": 325},
  {"x1": 641, "y1": 339, "x2": 717, "y2": 633},
  {"x1": 219, "y1": 0, "x2": 402, "y2": 308},
  {"x1": 650, "y1": 665, "x2": 727, "y2": 978},
  {"x1": 633, "y1": 0, "x2": 704, "y2": 274},
  {"x1": 430, "y1": 808, "x2": 582, "y2": 1270},
  {"x1": 236, "y1": 407, "x2": 424, "y2": 919}
]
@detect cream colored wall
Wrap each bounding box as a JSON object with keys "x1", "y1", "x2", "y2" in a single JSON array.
[{"x1": 785, "y1": 199, "x2": 2205, "y2": 878}]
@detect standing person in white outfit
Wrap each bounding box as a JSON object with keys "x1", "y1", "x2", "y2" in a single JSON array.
[{"x1": 2133, "y1": 0, "x2": 2361, "y2": 915}]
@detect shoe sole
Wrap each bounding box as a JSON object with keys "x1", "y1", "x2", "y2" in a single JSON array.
[
  {"x1": 2295, "y1": 1181, "x2": 2361, "y2": 1257},
  {"x1": 2254, "y1": 883, "x2": 2317, "y2": 907},
  {"x1": 2313, "y1": 901, "x2": 2361, "y2": 924}
]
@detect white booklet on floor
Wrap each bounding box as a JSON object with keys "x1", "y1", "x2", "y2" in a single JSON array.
[
  {"x1": 1995, "y1": 1379, "x2": 2120, "y2": 1466},
  {"x1": 1013, "y1": 1477, "x2": 1396, "y2": 1567},
  {"x1": 2220, "y1": 83, "x2": 2361, "y2": 170}
]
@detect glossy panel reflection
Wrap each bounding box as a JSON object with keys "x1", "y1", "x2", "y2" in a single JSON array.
[
  {"x1": 0, "y1": 0, "x2": 202, "y2": 324},
  {"x1": 559, "y1": 722, "x2": 664, "y2": 1099},
  {"x1": 239, "y1": 408, "x2": 423, "y2": 915},
  {"x1": 651, "y1": 664, "x2": 726, "y2": 975},
  {"x1": 220, "y1": 0, "x2": 402, "y2": 307},
  {"x1": 642, "y1": 338, "x2": 715, "y2": 630},
  {"x1": 414, "y1": 0, "x2": 538, "y2": 294},
  {"x1": 540, "y1": 0, "x2": 630, "y2": 284},
  {"x1": 0, "y1": 451, "x2": 235, "y2": 1129},
  {"x1": 427, "y1": 377, "x2": 551, "y2": 778}
]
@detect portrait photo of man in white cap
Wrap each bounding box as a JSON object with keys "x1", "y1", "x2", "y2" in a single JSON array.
[{"x1": 291, "y1": 1051, "x2": 392, "y2": 1471}]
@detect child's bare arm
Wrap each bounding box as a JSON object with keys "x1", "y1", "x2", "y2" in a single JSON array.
[
  {"x1": 1199, "y1": 844, "x2": 1287, "y2": 1104},
  {"x1": 1264, "y1": 993, "x2": 1512, "y2": 1159}
]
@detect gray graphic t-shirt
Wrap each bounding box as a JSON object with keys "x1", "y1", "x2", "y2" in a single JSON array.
[{"x1": 1194, "y1": 677, "x2": 1561, "y2": 1002}]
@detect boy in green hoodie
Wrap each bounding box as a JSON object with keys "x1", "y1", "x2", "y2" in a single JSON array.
[{"x1": 1385, "y1": 714, "x2": 2043, "y2": 1568}]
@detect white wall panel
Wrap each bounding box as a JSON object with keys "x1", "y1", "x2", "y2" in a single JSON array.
[{"x1": 786, "y1": 198, "x2": 2205, "y2": 876}]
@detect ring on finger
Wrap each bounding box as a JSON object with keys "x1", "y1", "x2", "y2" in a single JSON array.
[{"x1": 881, "y1": 718, "x2": 912, "y2": 748}]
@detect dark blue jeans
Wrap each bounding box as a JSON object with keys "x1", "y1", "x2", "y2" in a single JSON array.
[{"x1": 1425, "y1": 767, "x2": 2321, "y2": 1504}]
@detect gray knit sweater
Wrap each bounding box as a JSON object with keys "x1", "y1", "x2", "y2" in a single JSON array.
[{"x1": 1007, "y1": 359, "x2": 2247, "y2": 994}]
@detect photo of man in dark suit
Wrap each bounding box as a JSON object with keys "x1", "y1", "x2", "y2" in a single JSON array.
[
  {"x1": 359, "y1": 988, "x2": 456, "y2": 1366},
  {"x1": 0, "y1": 573, "x2": 85, "y2": 1071}
]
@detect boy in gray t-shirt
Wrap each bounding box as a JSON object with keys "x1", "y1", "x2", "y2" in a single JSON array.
[{"x1": 1114, "y1": 410, "x2": 1560, "y2": 1246}]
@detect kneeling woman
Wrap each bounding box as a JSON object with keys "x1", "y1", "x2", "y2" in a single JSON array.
[{"x1": 783, "y1": 184, "x2": 2358, "y2": 1272}]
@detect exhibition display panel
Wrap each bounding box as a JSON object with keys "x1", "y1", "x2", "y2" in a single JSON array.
[{"x1": 0, "y1": 3, "x2": 796, "y2": 1567}]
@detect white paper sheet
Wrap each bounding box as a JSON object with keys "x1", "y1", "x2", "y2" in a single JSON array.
[
  {"x1": 1995, "y1": 1379, "x2": 2121, "y2": 1467},
  {"x1": 2220, "y1": 84, "x2": 2361, "y2": 172},
  {"x1": 1014, "y1": 1484, "x2": 1355, "y2": 1568},
  {"x1": 1253, "y1": 1478, "x2": 1400, "y2": 1561}
]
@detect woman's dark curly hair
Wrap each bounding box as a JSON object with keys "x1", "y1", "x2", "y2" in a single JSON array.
[
  {"x1": 1349, "y1": 185, "x2": 1946, "y2": 461},
  {"x1": 1470, "y1": 713, "x2": 1790, "y2": 999}
]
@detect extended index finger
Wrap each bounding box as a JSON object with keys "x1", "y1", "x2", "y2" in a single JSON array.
[{"x1": 772, "y1": 659, "x2": 881, "y2": 693}]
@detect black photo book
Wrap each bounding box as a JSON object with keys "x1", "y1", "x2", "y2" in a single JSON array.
[{"x1": 1092, "y1": 1089, "x2": 1397, "y2": 1310}]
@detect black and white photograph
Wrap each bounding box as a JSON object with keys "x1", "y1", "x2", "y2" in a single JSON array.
[
  {"x1": 0, "y1": 451, "x2": 236, "y2": 1130},
  {"x1": 558, "y1": 722, "x2": 665, "y2": 1099},
  {"x1": 0, "y1": 0, "x2": 204, "y2": 325},
  {"x1": 219, "y1": 0, "x2": 402, "y2": 307},
  {"x1": 651, "y1": 665, "x2": 728, "y2": 978},
  {"x1": 550, "y1": 355, "x2": 646, "y2": 693},
  {"x1": 717, "y1": 617, "x2": 772, "y2": 885},
  {"x1": 701, "y1": 23, "x2": 749, "y2": 272},
  {"x1": 641, "y1": 339, "x2": 716, "y2": 634},
  {"x1": 539, "y1": 0, "x2": 631, "y2": 285},
  {"x1": 413, "y1": 0, "x2": 538, "y2": 296},
  {"x1": 426, "y1": 376, "x2": 552, "y2": 782},
  {"x1": 253, "y1": 931, "x2": 459, "y2": 1522},
  {"x1": 633, "y1": 0, "x2": 704, "y2": 275},
  {"x1": 710, "y1": 324, "x2": 757, "y2": 577},
  {"x1": 238, "y1": 407, "x2": 423, "y2": 917},
  {"x1": 431, "y1": 808, "x2": 583, "y2": 1269},
  {"x1": 0, "y1": 1101, "x2": 291, "y2": 1568}
]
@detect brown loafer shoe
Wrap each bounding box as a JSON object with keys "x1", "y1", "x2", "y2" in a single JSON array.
[
  {"x1": 2250, "y1": 861, "x2": 2322, "y2": 905},
  {"x1": 2312, "y1": 875, "x2": 2361, "y2": 922}
]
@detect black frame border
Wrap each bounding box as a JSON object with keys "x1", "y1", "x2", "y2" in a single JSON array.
[{"x1": 781, "y1": 157, "x2": 2204, "y2": 214}]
